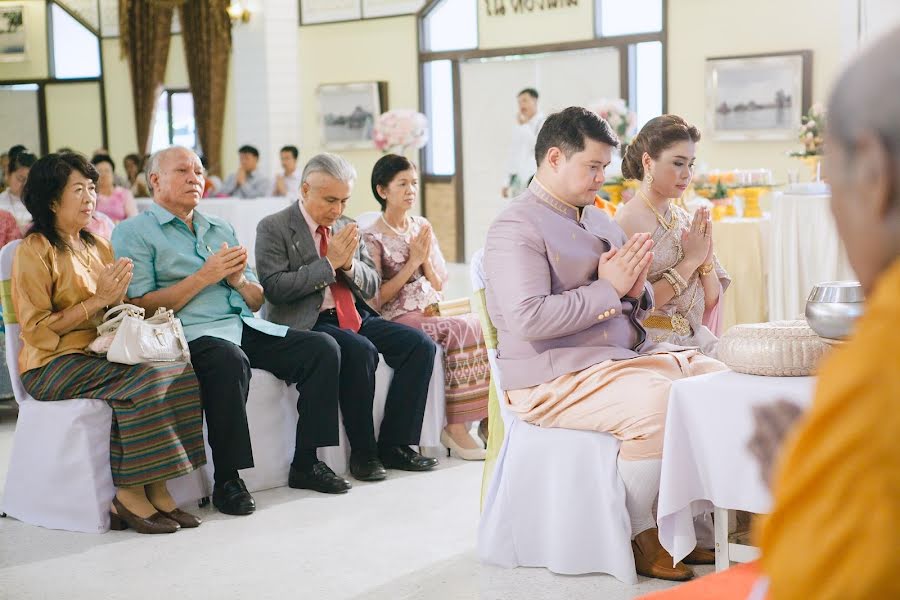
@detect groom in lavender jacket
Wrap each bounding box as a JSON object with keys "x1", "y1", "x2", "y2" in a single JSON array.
[{"x1": 483, "y1": 107, "x2": 725, "y2": 581}]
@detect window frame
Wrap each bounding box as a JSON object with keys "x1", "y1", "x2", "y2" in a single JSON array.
[
  {"x1": 151, "y1": 87, "x2": 198, "y2": 152},
  {"x1": 415, "y1": 0, "x2": 668, "y2": 259}
]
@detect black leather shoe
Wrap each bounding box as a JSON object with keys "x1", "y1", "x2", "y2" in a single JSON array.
[
  {"x1": 289, "y1": 461, "x2": 352, "y2": 494},
  {"x1": 349, "y1": 452, "x2": 387, "y2": 481},
  {"x1": 212, "y1": 478, "x2": 256, "y2": 515},
  {"x1": 378, "y1": 445, "x2": 438, "y2": 472}
]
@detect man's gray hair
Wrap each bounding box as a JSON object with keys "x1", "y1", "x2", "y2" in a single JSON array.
[
  {"x1": 301, "y1": 152, "x2": 357, "y2": 185},
  {"x1": 145, "y1": 146, "x2": 200, "y2": 196}
]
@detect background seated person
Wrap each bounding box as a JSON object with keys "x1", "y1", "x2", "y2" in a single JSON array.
[
  {"x1": 484, "y1": 107, "x2": 726, "y2": 581},
  {"x1": 113, "y1": 146, "x2": 348, "y2": 516},
  {"x1": 13, "y1": 152, "x2": 205, "y2": 533},
  {"x1": 363, "y1": 154, "x2": 490, "y2": 460},
  {"x1": 219, "y1": 145, "x2": 271, "y2": 199},
  {"x1": 255, "y1": 152, "x2": 439, "y2": 483},
  {"x1": 91, "y1": 154, "x2": 138, "y2": 223}
]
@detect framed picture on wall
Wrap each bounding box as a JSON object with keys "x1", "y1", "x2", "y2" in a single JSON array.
[
  {"x1": 705, "y1": 51, "x2": 812, "y2": 141},
  {"x1": 361, "y1": 0, "x2": 426, "y2": 18},
  {"x1": 0, "y1": 5, "x2": 26, "y2": 62},
  {"x1": 316, "y1": 82, "x2": 387, "y2": 150},
  {"x1": 300, "y1": 0, "x2": 362, "y2": 25}
]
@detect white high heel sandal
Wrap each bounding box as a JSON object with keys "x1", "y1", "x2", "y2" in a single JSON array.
[{"x1": 440, "y1": 430, "x2": 486, "y2": 461}]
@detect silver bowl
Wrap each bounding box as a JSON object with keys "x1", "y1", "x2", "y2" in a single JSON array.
[{"x1": 805, "y1": 281, "x2": 864, "y2": 340}]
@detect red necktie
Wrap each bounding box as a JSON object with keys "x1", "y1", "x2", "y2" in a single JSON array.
[{"x1": 317, "y1": 225, "x2": 362, "y2": 332}]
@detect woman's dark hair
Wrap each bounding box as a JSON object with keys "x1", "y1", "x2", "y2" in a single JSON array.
[
  {"x1": 371, "y1": 154, "x2": 416, "y2": 211},
  {"x1": 621, "y1": 115, "x2": 701, "y2": 181},
  {"x1": 91, "y1": 153, "x2": 116, "y2": 172},
  {"x1": 534, "y1": 106, "x2": 619, "y2": 167},
  {"x1": 9, "y1": 151, "x2": 36, "y2": 172},
  {"x1": 123, "y1": 153, "x2": 143, "y2": 169},
  {"x1": 23, "y1": 153, "x2": 99, "y2": 250}
]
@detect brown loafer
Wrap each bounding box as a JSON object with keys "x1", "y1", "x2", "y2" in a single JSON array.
[
  {"x1": 110, "y1": 497, "x2": 180, "y2": 534},
  {"x1": 683, "y1": 546, "x2": 716, "y2": 565},
  {"x1": 159, "y1": 508, "x2": 202, "y2": 529},
  {"x1": 632, "y1": 528, "x2": 694, "y2": 581}
]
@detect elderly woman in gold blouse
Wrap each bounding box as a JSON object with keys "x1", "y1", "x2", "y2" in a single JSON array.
[{"x1": 13, "y1": 153, "x2": 206, "y2": 534}]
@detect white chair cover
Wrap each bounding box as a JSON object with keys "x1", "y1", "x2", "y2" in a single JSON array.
[{"x1": 472, "y1": 249, "x2": 637, "y2": 582}]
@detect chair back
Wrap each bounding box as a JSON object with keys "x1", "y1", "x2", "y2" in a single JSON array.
[
  {"x1": 0, "y1": 239, "x2": 29, "y2": 404},
  {"x1": 353, "y1": 211, "x2": 381, "y2": 230},
  {"x1": 471, "y1": 248, "x2": 508, "y2": 508}
]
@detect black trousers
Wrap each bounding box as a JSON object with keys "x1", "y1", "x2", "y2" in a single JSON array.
[
  {"x1": 188, "y1": 325, "x2": 340, "y2": 484},
  {"x1": 313, "y1": 305, "x2": 437, "y2": 453}
]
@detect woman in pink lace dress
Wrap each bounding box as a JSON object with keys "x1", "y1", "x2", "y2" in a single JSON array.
[
  {"x1": 91, "y1": 154, "x2": 138, "y2": 223},
  {"x1": 363, "y1": 155, "x2": 489, "y2": 460},
  {"x1": 616, "y1": 116, "x2": 730, "y2": 356}
]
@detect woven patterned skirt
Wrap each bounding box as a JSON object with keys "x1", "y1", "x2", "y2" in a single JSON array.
[
  {"x1": 395, "y1": 312, "x2": 490, "y2": 424},
  {"x1": 21, "y1": 353, "x2": 206, "y2": 488}
]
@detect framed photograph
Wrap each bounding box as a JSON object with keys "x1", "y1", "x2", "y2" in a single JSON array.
[
  {"x1": 300, "y1": 0, "x2": 362, "y2": 25},
  {"x1": 0, "y1": 5, "x2": 26, "y2": 62},
  {"x1": 317, "y1": 82, "x2": 387, "y2": 150},
  {"x1": 705, "y1": 51, "x2": 812, "y2": 141},
  {"x1": 361, "y1": 0, "x2": 425, "y2": 18}
]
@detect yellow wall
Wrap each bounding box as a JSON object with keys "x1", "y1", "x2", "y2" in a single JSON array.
[
  {"x1": 0, "y1": 0, "x2": 48, "y2": 81},
  {"x1": 668, "y1": 0, "x2": 855, "y2": 180},
  {"x1": 298, "y1": 16, "x2": 418, "y2": 218},
  {"x1": 45, "y1": 81, "x2": 103, "y2": 152},
  {"x1": 478, "y1": 0, "x2": 593, "y2": 49}
]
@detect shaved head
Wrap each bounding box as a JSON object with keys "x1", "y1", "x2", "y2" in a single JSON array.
[{"x1": 825, "y1": 26, "x2": 900, "y2": 292}]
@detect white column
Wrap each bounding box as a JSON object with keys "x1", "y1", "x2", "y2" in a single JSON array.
[{"x1": 230, "y1": 0, "x2": 300, "y2": 178}]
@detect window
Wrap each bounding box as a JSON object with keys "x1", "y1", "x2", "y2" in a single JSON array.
[
  {"x1": 150, "y1": 90, "x2": 197, "y2": 153},
  {"x1": 423, "y1": 60, "x2": 455, "y2": 175},
  {"x1": 595, "y1": 0, "x2": 662, "y2": 37},
  {"x1": 422, "y1": 0, "x2": 477, "y2": 52},
  {"x1": 632, "y1": 41, "x2": 663, "y2": 129},
  {"x1": 50, "y1": 3, "x2": 101, "y2": 79}
]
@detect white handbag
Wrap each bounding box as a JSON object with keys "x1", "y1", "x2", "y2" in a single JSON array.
[{"x1": 87, "y1": 304, "x2": 191, "y2": 365}]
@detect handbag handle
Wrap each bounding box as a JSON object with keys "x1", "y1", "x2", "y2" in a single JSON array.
[{"x1": 101, "y1": 303, "x2": 145, "y2": 322}]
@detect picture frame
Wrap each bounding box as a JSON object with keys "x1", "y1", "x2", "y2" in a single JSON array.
[
  {"x1": 0, "y1": 5, "x2": 26, "y2": 62},
  {"x1": 316, "y1": 82, "x2": 387, "y2": 150},
  {"x1": 300, "y1": 0, "x2": 362, "y2": 25},
  {"x1": 361, "y1": 0, "x2": 425, "y2": 18},
  {"x1": 705, "y1": 51, "x2": 812, "y2": 141}
]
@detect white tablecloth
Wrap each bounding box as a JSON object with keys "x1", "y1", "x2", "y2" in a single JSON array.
[
  {"x1": 768, "y1": 191, "x2": 855, "y2": 321},
  {"x1": 136, "y1": 196, "x2": 292, "y2": 266},
  {"x1": 657, "y1": 369, "x2": 815, "y2": 563}
]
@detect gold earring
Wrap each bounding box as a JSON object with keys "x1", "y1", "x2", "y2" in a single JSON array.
[{"x1": 646, "y1": 173, "x2": 654, "y2": 185}]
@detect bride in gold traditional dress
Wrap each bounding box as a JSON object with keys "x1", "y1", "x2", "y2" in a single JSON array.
[{"x1": 615, "y1": 115, "x2": 730, "y2": 355}]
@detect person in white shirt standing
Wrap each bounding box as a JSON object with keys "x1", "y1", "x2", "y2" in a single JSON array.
[
  {"x1": 272, "y1": 145, "x2": 302, "y2": 200},
  {"x1": 501, "y1": 88, "x2": 546, "y2": 199}
]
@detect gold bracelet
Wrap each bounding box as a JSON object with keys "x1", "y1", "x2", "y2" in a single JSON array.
[
  {"x1": 80, "y1": 301, "x2": 90, "y2": 321},
  {"x1": 699, "y1": 262, "x2": 714, "y2": 276},
  {"x1": 661, "y1": 271, "x2": 683, "y2": 296},
  {"x1": 665, "y1": 268, "x2": 688, "y2": 293},
  {"x1": 233, "y1": 276, "x2": 248, "y2": 291}
]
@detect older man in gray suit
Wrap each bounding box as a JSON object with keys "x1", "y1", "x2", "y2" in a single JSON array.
[
  {"x1": 256, "y1": 153, "x2": 439, "y2": 483},
  {"x1": 484, "y1": 107, "x2": 726, "y2": 581}
]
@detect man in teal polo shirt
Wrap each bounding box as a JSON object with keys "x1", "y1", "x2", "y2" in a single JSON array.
[{"x1": 112, "y1": 146, "x2": 351, "y2": 516}]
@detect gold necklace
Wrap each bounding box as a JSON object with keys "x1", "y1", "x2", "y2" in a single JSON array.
[
  {"x1": 639, "y1": 189, "x2": 676, "y2": 231},
  {"x1": 68, "y1": 242, "x2": 94, "y2": 273}
]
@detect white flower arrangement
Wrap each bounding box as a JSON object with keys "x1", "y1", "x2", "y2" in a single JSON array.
[
  {"x1": 372, "y1": 109, "x2": 429, "y2": 155},
  {"x1": 588, "y1": 98, "x2": 637, "y2": 144}
]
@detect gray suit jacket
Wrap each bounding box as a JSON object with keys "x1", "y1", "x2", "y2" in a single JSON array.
[{"x1": 255, "y1": 202, "x2": 380, "y2": 331}]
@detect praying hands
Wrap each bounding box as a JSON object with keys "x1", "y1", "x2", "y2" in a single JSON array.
[{"x1": 596, "y1": 232, "x2": 655, "y2": 298}]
